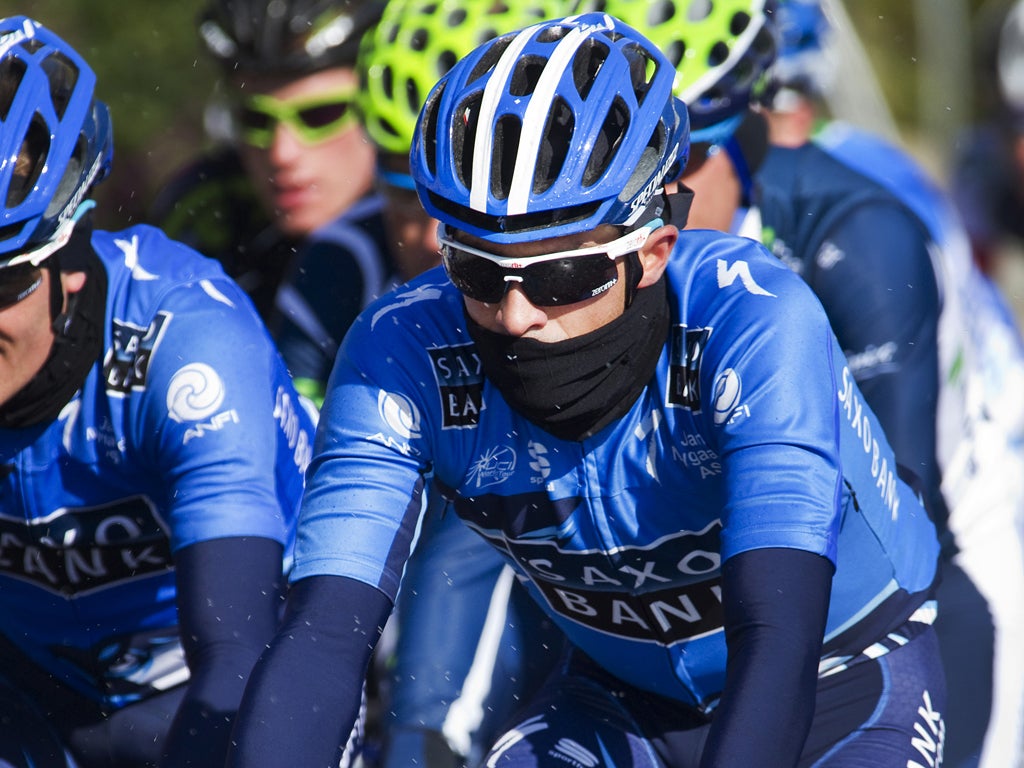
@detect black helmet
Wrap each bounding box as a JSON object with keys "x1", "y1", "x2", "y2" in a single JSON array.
[{"x1": 198, "y1": 0, "x2": 385, "y2": 74}]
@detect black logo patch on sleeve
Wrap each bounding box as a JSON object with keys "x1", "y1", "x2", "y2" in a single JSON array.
[
  {"x1": 668, "y1": 325, "x2": 711, "y2": 410},
  {"x1": 428, "y1": 343, "x2": 486, "y2": 428},
  {"x1": 104, "y1": 313, "x2": 171, "y2": 394}
]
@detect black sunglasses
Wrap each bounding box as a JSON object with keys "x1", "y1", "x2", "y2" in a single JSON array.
[
  {"x1": 438, "y1": 222, "x2": 659, "y2": 307},
  {"x1": 0, "y1": 262, "x2": 43, "y2": 311}
]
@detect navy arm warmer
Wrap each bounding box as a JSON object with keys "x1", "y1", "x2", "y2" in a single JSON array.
[
  {"x1": 700, "y1": 547, "x2": 834, "y2": 768},
  {"x1": 226, "y1": 574, "x2": 393, "y2": 768}
]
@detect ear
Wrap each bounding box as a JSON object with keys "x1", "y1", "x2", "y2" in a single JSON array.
[
  {"x1": 636, "y1": 224, "x2": 676, "y2": 288},
  {"x1": 61, "y1": 270, "x2": 88, "y2": 294}
]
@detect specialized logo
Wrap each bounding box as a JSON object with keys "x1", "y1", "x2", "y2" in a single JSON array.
[
  {"x1": 469, "y1": 446, "x2": 517, "y2": 489},
  {"x1": 167, "y1": 363, "x2": 226, "y2": 422},
  {"x1": 716, "y1": 259, "x2": 777, "y2": 297},
  {"x1": 668, "y1": 325, "x2": 712, "y2": 410},
  {"x1": 428, "y1": 343, "x2": 486, "y2": 428},
  {"x1": 104, "y1": 313, "x2": 171, "y2": 394},
  {"x1": 837, "y1": 367, "x2": 901, "y2": 520},
  {"x1": 711, "y1": 368, "x2": 745, "y2": 425},
  {"x1": 114, "y1": 234, "x2": 158, "y2": 281},
  {"x1": 0, "y1": 496, "x2": 171, "y2": 596}
]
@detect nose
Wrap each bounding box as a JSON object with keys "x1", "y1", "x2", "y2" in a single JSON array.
[
  {"x1": 268, "y1": 121, "x2": 304, "y2": 167},
  {"x1": 493, "y1": 282, "x2": 547, "y2": 337}
]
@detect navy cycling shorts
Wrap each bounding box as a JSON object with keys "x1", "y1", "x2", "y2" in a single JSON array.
[{"x1": 481, "y1": 625, "x2": 946, "y2": 767}]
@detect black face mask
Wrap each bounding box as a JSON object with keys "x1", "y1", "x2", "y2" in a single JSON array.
[
  {"x1": 0, "y1": 225, "x2": 107, "y2": 430},
  {"x1": 465, "y1": 277, "x2": 669, "y2": 442}
]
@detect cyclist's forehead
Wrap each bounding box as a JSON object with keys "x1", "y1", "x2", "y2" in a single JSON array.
[
  {"x1": 457, "y1": 224, "x2": 621, "y2": 259},
  {"x1": 229, "y1": 64, "x2": 357, "y2": 102}
]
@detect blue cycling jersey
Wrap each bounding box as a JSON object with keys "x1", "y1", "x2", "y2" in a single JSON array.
[
  {"x1": 0, "y1": 225, "x2": 315, "y2": 708},
  {"x1": 293, "y1": 228, "x2": 940, "y2": 710}
]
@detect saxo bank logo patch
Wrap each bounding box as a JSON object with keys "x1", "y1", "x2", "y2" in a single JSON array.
[
  {"x1": 668, "y1": 325, "x2": 712, "y2": 410},
  {"x1": 428, "y1": 343, "x2": 485, "y2": 428},
  {"x1": 104, "y1": 313, "x2": 171, "y2": 394}
]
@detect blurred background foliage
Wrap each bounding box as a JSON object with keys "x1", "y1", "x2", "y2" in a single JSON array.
[{"x1": 0, "y1": 0, "x2": 1016, "y2": 230}]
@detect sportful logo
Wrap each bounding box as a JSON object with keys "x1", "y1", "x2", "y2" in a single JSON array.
[
  {"x1": 716, "y1": 259, "x2": 777, "y2": 297},
  {"x1": 549, "y1": 738, "x2": 599, "y2": 767}
]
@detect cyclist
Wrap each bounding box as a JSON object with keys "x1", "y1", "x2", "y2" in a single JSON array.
[
  {"x1": 598, "y1": 0, "x2": 1024, "y2": 763},
  {"x1": 356, "y1": 2, "x2": 572, "y2": 765},
  {"x1": 228, "y1": 13, "x2": 944, "y2": 767},
  {"x1": 0, "y1": 16, "x2": 316, "y2": 768},
  {"x1": 151, "y1": 0, "x2": 389, "y2": 406}
]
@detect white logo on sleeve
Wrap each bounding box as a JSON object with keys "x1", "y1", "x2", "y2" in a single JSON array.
[
  {"x1": 712, "y1": 368, "x2": 743, "y2": 425},
  {"x1": 167, "y1": 363, "x2": 226, "y2": 422},
  {"x1": 716, "y1": 259, "x2": 777, "y2": 297},
  {"x1": 378, "y1": 390, "x2": 421, "y2": 439}
]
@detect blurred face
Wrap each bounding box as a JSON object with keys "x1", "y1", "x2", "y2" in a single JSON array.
[
  {"x1": 675, "y1": 145, "x2": 741, "y2": 232},
  {"x1": 233, "y1": 67, "x2": 376, "y2": 237},
  {"x1": 453, "y1": 224, "x2": 674, "y2": 343},
  {"x1": 376, "y1": 153, "x2": 440, "y2": 281},
  {"x1": 0, "y1": 266, "x2": 84, "y2": 406}
]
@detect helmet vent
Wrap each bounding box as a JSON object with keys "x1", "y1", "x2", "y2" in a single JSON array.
[
  {"x1": 452, "y1": 91, "x2": 481, "y2": 187},
  {"x1": 686, "y1": 0, "x2": 712, "y2": 22},
  {"x1": 535, "y1": 95, "x2": 573, "y2": 194},
  {"x1": 709, "y1": 40, "x2": 730, "y2": 66},
  {"x1": 536, "y1": 23, "x2": 571, "y2": 45},
  {"x1": 649, "y1": 0, "x2": 677, "y2": 25},
  {"x1": 420, "y1": 80, "x2": 445, "y2": 175},
  {"x1": 509, "y1": 55, "x2": 546, "y2": 97},
  {"x1": 7, "y1": 114, "x2": 49, "y2": 209},
  {"x1": 0, "y1": 57, "x2": 27, "y2": 120},
  {"x1": 21, "y1": 39, "x2": 45, "y2": 55},
  {"x1": 623, "y1": 43, "x2": 657, "y2": 106},
  {"x1": 44, "y1": 136, "x2": 85, "y2": 219},
  {"x1": 467, "y1": 34, "x2": 514, "y2": 84},
  {"x1": 491, "y1": 114, "x2": 520, "y2": 199},
  {"x1": 583, "y1": 94, "x2": 628, "y2": 186},
  {"x1": 572, "y1": 39, "x2": 609, "y2": 101},
  {"x1": 730, "y1": 11, "x2": 752, "y2": 35},
  {"x1": 42, "y1": 52, "x2": 80, "y2": 120}
]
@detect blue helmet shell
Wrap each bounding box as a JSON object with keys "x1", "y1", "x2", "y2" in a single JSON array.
[
  {"x1": 410, "y1": 12, "x2": 689, "y2": 244},
  {"x1": 0, "y1": 16, "x2": 113, "y2": 266}
]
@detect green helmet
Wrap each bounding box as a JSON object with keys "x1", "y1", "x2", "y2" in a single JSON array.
[
  {"x1": 579, "y1": 0, "x2": 778, "y2": 131},
  {"x1": 357, "y1": 0, "x2": 572, "y2": 155}
]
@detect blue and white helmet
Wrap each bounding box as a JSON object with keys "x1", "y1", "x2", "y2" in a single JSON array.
[
  {"x1": 772, "y1": 0, "x2": 837, "y2": 100},
  {"x1": 0, "y1": 16, "x2": 112, "y2": 268},
  {"x1": 410, "y1": 12, "x2": 689, "y2": 243}
]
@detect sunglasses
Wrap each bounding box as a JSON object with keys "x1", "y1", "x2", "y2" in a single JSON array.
[
  {"x1": 439, "y1": 221, "x2": 660, "y2": 307},
  {"x1": 236, "y1": 90, "x2": 358, "y2": 148},
  {"x1": 0, "y1": 262, "x2": 43, "y2": 311}
]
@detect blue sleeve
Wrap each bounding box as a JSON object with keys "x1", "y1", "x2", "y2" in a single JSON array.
[
  {"x1": 701, "y1": 547, "x2": 833, "y2": 768},
  {"x1": 133, "y1": 278, "x2": 307, "y2": 550},
  {"x1": 808, "y1": 202, "x2": 944, "y2": 517},
  {"x1": 227, "y1": 575, "x2": 393, "y2": 768},
  {"x1": 161, "y1": 536, "x2": 285, "y2": 768}
]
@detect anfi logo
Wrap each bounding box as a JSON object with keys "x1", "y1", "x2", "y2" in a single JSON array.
[
  {"x1": 378, "y1": 390, "x2": 422, "y2": 440},
  {"x1": 167, "y1": 363, "x2": 225, "y2": 423},
  {"x1": 712, "y1": 369, "x2": 742, "y2": 425}
]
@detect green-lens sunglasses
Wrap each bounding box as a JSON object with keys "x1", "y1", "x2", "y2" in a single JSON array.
[{"x1": 236, "y1": 89, "x2": 359, "y2": 148}]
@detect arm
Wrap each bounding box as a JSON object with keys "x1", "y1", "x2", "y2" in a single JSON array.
[
  {"x1": 227, "y1": 574, "x2": 393, "y2": 768},
  {"x1": 700, "y1": 547, "x2": 833, "y2": 768},
  {"x1": 161, "y1": 536, "x2": 285, "y2": 768}
]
